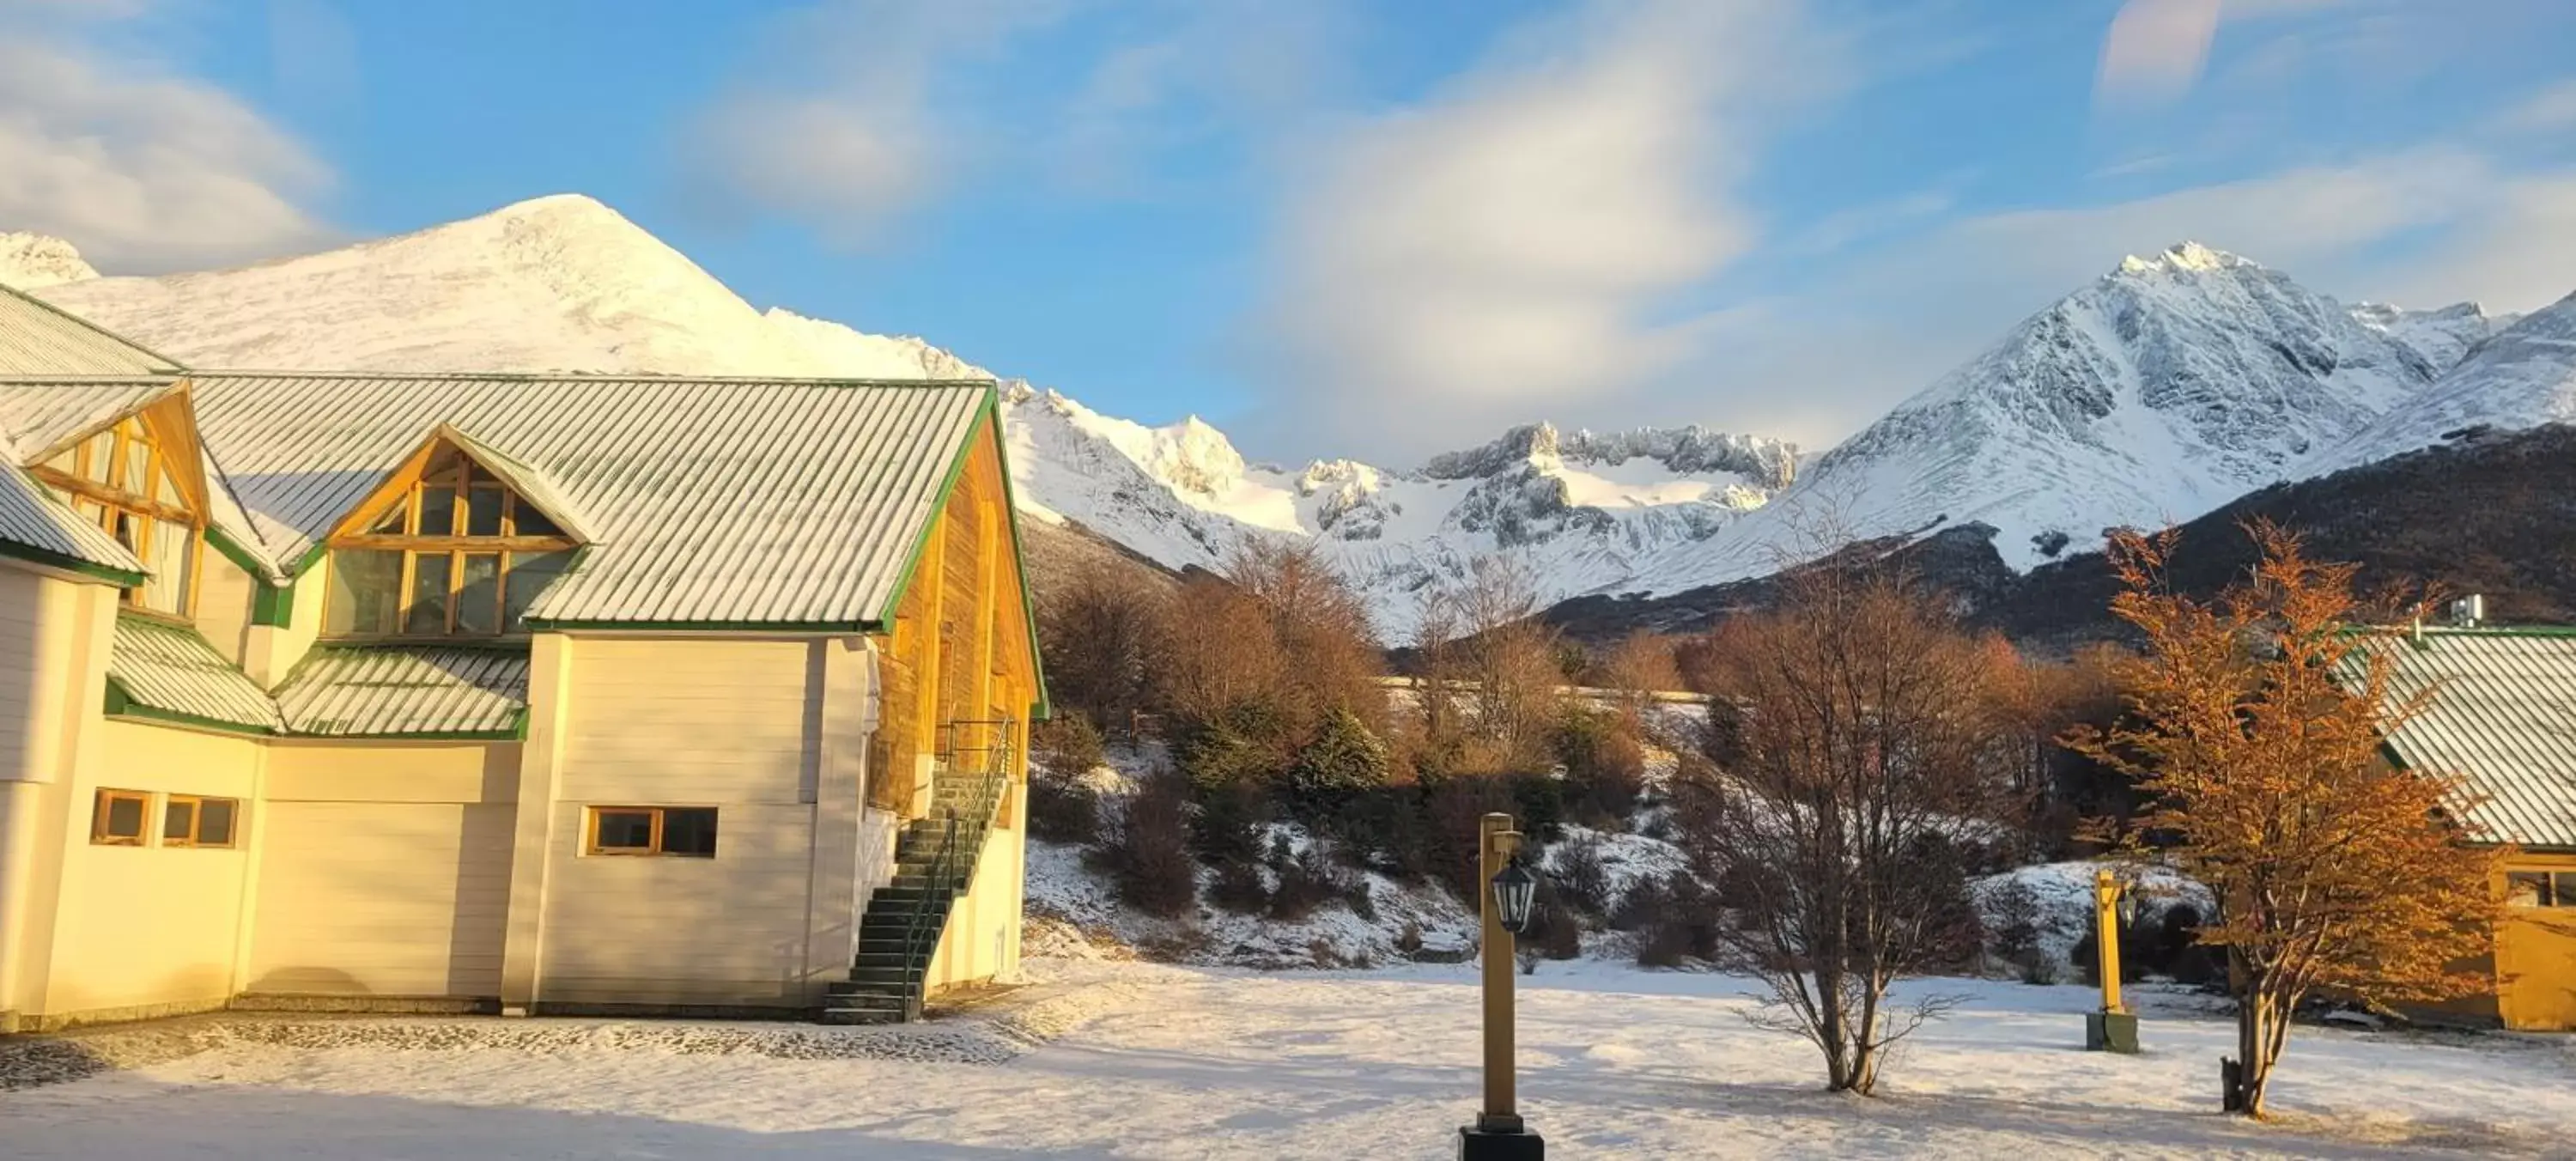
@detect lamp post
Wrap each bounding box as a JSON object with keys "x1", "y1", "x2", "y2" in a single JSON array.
[
  {"x1": 2085, "y1": 867, "x2": 2142, "y2": 1054},
  {"x1": 1461, "y1": 812, "x2": 1545, "y2": 1160}
]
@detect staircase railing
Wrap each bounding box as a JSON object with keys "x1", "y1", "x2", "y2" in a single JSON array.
[{"x1": 895, "y1": 809, "x2": 963, "y2": 1002}]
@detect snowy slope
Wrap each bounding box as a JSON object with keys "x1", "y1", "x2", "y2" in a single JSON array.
[
  {"x1": 1002, "y1": 385, "x2": 1796, "y2": 629},
  {"x1": 1631, "y1": 243, "x2": 2458, "y2": 587},
  {"x1": 39, "y1": 194, "x2": 978, "y2": 380},
  {"x1": 2349, "y1": 300, "x2": 2510, "y2": 374},
  {"x1": 0, "y1": 234, "x2": 97, "y2": 289},
  {"x1": 2308, "y1": 291, "x2": 2576, "y2": 475}
]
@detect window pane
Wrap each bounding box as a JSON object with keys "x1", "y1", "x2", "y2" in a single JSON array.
[
  {"x1": 662, "y1": 808, "x2": 719, "y2": 857},
  {"x1": 82, "y1": 431, "x2": 113, "y2": 483},
  {"x1": 325, "y1": 550, "x2": 404, "y2": 635},
  {"x1": 2554, "y1": 873, "x2": 2576, "y2": 909},
  {"x1": 366, "y1": 504, "x2": 406, "y2": 535},
  {"x1": 503, "y1": 550, "x2": 574, "y2": 629},
  {"x1": 111, "y1": 510, "x2": 138, "y2": 552},
  {"x1": 198, "y1": 799, "x2": 236, "y2": 847},
  {"x1": 2508, "y1": 872, "x2": 2550, "y2": 907},
  {"x1": 466, "y1": 487, "x2": 504, "y2": 537},
  {"x1": 513, "y1": 503, "x2": 564, "y2": 538},
  {"x1": 122, "y1": 438, "x2": 150, "y2": 495},
  {"x1": 101, "y1": 793, "x2": 143, "y2": 840},
  {"x1": 418, "y1": 487, "x2": 458, "y2": 537},
  {"x1": 457, "y1": 553, "x2": 501, "y2": 634},
  {"x1": 595, "y1": 810, "x2": 654, "y2": 851},
  {"x1": 144, "y1": 520, "x2": 191, "y2": 615},
  {"x1": 164, "y1": 799, "x2": 196, "y2": 844},
  {"x1": 405, "y1": 552, "x2": 453, "y2": 635},
  {"x1": 154, "y1": 457, "x2": 184, "y2": 506}
]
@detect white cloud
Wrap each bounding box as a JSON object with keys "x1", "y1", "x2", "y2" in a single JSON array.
[
  {"x1": 1249, "y1": 0, "x2": 1832, "y2": 461},
  {"x1": 0, "y1": 9, "x2": 335, "y2": 272},
  {"x1": 2094, "y1": 0, "x2": 2221, "y2": 109},
  {"x1": 679, "y1": 0, "x2": 1066, "y2": 247},
  {"x1": 2494, "y1": 79, "x2": 2576, "y2": 137}
]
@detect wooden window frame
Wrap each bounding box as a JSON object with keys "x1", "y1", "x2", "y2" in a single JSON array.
[
  {"x1": 583, "y1": 805, "x2": 718, "y2": 858},
  {"x1": 322, "y1": 447, "x2": 577, "y2": 641},
  {"x1": 30, "y1": 414, "x2": 204, "y2": 620},
  {"x1": 161, "y1": 793, "x2": 240, "y2": 850},
  {"x1": 91, "y1": 788, "x2": 151, "y2": 847}
]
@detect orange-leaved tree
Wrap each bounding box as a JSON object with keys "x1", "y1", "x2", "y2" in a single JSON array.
[{"x1": 2071, "y1": 520, "x2": 2505, "y2": 1118}]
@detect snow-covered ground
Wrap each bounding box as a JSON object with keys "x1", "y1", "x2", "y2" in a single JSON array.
[{"x1": 6, "y1": 957, "x2": 2570, "y2": 1158}]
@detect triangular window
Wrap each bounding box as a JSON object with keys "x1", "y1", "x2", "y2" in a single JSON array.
[
  {"x1": 28, "y1": 411, "x2": 200, "y2": 618},
  {"x1": 324, "y1": 436, "x2": 582, "y2": 639}
]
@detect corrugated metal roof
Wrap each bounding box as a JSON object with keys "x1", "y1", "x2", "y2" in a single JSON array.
[
  {"x1": 183, "y1": 373, "x2": 991, "y2": 625},
  {"x1": 0, "y1": 464, "x2": 145, "y2": 578},
  {"x1": 0, "y1": 285, "x2": 180, "y2": 377},
  {"x1": 106, "y1": 614, "x2": 283, "y2": 732},
  {"x1": 0, "y1": 377, "x2": 179, "y2": 462},
  {"x1": 2352, "y1": 630, "x2": 2576, "y2": 850},
  {"x1": 276, "y1": 645, "x2": 528, "y2": 736},
  {"x1": 434, "y1": 424, "x2": 600, "y2": 542}
]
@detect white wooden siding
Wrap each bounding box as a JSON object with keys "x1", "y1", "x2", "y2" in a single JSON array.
[
  {"x1": 193, "y1": 550, "x2": 258, "y2": 666},
  {"x1": 246, "y1": 801, "x2": 512, "y2": 997},
  {"x1": 558, "y1": 639, "x2": 819, "y2": 805}
]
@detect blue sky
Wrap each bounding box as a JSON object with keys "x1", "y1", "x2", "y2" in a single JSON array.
[{"x1": 5, "y1": 0, "x2": 2574, "y2": 463}]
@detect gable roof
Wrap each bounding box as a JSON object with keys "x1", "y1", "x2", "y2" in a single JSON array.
[
  {"x1": 0, "y1": 285, "x2": 180, "y2": 377},
  {"x1": 2353, "y1": 629, "x2": 2576, "y2": 851},
  {"x1": 183, "y1": 372, "x2": 994, "y2": 627},
  {"x1": 0, "y1": 376, "x2": 186, "y2": 583}
]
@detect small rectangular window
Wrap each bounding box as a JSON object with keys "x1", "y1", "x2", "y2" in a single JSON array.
[
  {"x1": 586, "y1": 806, "x2": 718, "y2": 858},
  {"x1": 162, "y1": 794, "x2": 240, "y2": 848},
  {"x1": 2508, "y1": 872, "x2": 2555, "y2": 908},
  {"x1": 2555, "y1": 873, "x2": 2576, "y2": 909},
  {"x1": 404, "y1": 552, "x2": 453, "y2": 634},
  {"x1": 92, "y1": 788, "x2": 149, "y2": 846}
]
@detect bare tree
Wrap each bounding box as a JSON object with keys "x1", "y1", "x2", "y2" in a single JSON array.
[
  {"x1": 1036, "y1": 562, "x2": 1170, "y2": 732},
  {"x1": 1680, "y1": 562, "x2": 2011, "y2": 1094},
  {"x1": 1418, "y1": 556, "x2": 1565, "y2": 767}
]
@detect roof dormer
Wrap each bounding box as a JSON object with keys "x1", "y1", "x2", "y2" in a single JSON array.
[
  {"x1": 320, "y1": 427, "x2": 588, "y2": 640},
  {"x1": 22, "y1": 387, "x2": 210, "y2": 617}
]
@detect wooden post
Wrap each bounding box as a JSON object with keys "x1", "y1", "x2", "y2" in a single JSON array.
[
  {"x1": 2096, "y1": 869, "x2": 2123, "y2": 1015},
  {"x1": 1479, "y1": 812, "x2": 1521, "y2": 1131}
]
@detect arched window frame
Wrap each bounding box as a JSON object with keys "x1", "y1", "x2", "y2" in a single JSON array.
[
  {"x1": 321, "y1": 443, "x2": 580, "y2": 641},
  {"x1": 27, "y1": 412, "x2": 203, "y2": 619}
]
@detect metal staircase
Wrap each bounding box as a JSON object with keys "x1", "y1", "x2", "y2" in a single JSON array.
[{"x1": 822, "y1": 727, "x2": 1012, "y2": 1024}]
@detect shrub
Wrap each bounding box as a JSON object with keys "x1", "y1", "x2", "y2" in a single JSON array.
[
  {"x1": 1190, "y1": 782, "x2": 1269, "y2": 869},
  {"x1": 1553, "y1": 708, "x2": 1646, "y2": 826},
  {"x1": 1285, "y1": 707, "x2": 1391, "y2": 823},
  {"x1": 1632, "y1": 873, "x2": 1720, "y2": 968},
  {"x1": 1983, "y1": 877, "x2": 2054, "y2": 984},
  {"x1": 1267, "y1": 839, "x2": 1352, "y2": 922},
  {"x1": 1548, "y1": 834, "x2": 1613, "y2": 917},
  {"x1": 1031, "y1": 714, "x2": 1108, "y2": 779},
  {"x1": 1089, "y1": 769, "x2": 1196, "y2": 918},
  {"x1": 1173, "y1": 701, "x2": 1291, "y2": 793},
  {"x1": 1027, "y1": 763, "x2": 1100, "y2": 845}
]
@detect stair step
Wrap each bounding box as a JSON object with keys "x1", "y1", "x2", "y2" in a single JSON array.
[{"x1": 829, "y1": 975, "x2": 920, "y2": 995}]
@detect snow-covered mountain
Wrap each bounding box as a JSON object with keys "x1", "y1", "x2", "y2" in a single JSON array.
[
  {"x1": 1623, "y1": 242, "x2": 2483, "y2": 589},
  {"x1": 2308, "y1": 291, "x2": 2576, "y2": 475},
  {"x1": 13, "y1": 197, "x2": 2573, "y2": 636},
  {"x1": 1002, "y1": 386, "x2": 1796, "y2": 628},
  {"x1": 0, "y1": 234, "x2": 98, "y2": 289},
  {"x1": 40, "y1": 194, "x2": 972, "y2": 381}
]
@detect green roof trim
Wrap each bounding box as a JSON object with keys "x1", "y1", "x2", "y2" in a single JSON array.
[
  {"x1": 517, "y1": 617, "x2": 877, "y2": 633},
  {"x1": 870, "y1": 391, "x2": 1051, "y2": 720},
  {"x1": 0, "y1": 534, "x2": 147, "y2": 587},
  {"x1": 251, "y1": 579, "x2": 293, "y2": 628}
]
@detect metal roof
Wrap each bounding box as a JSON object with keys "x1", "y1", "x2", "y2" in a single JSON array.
[
  {"x1": 0, "y1": 285, "x2": 180, "y2": 377},
  {"x1": 2352, "y1": 629, "x2": 2576, "y2": 850},
  {"x1": 0, "y1": 377, "x2": 179, "y2": 462},
  {"x1": 178, "y1": 373, "x2": 992, "y2": 626},
  {"x1": 0, "y1": 464, "x2": 144, "y2": 579},
  {"x1": 276, "y1": 645, "x2": 528, "y2": 737},
  {"x1": 106, "y1": 614, "x2": 283, "y2": 732}
]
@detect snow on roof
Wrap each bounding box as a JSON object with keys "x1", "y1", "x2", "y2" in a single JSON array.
[
  {"x1": 2354, "y1": 629, "x2": 2576, "y2": 850},
  {"x1": 0, "y1": 284, "x2": 179, "y2": 376},
  {"x1": 276, "y1": 645, "x2": 528, "y2": 737},
  {"x1": 0, "y1": 462, "x2": 144, "y2": 580},
  {"x1": 0, "y1": 376, "x2": 175, "y2": 580},
  {"x1": 106, "y1": 614, "x2": 284, "y2": 732},
  {"x1": 0, "y1": 377, "x2": 178, "y2": 462},
  {"x1": 187, "y1": 372, "x2": 993, "y2": 626}
]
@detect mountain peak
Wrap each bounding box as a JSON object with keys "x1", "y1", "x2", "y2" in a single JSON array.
[
  {"x1": 2117, "y1": 240, "x2": 2252, "y2": 277},
  {"x1": 0, "y1": 233, "x2": 99, "y2": 289}
]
